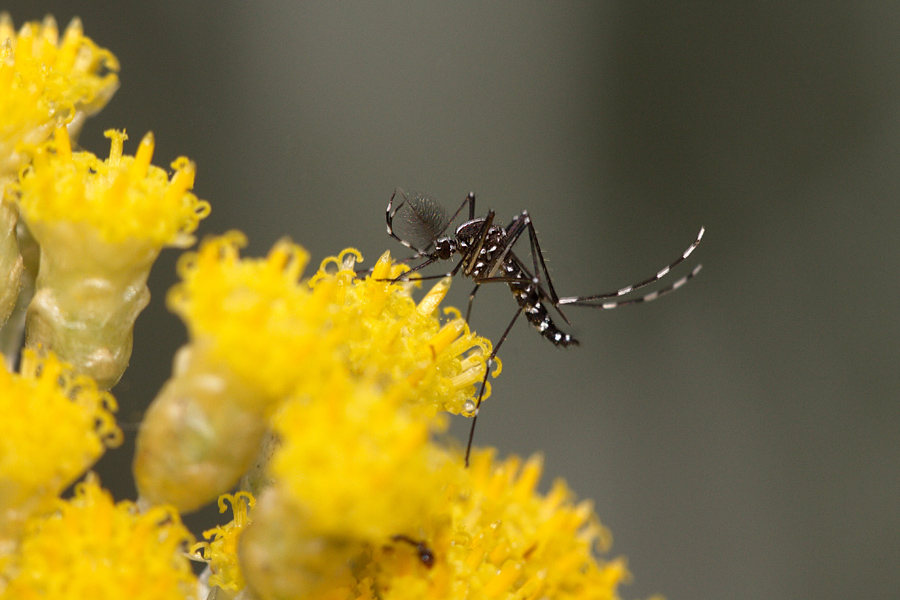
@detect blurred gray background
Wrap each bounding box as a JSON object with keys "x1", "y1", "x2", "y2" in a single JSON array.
[{"x1": 20, "y1": 2, "x2": 899, "y2": 599}]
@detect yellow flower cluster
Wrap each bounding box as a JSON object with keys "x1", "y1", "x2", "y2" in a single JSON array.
[
  {"x1": 135, "y1": 234, "x2": 494, "y2": 513},
  {"x1": 0, "y1": 13, "x2": 118, "y2": 177},
  {"x1": 0, "y1": 349, "x2": 120, "y2": 540},
  {"x1": 167, "y1": 235, "x2": 492, "y2": 413},
  {"x1": 0, "y1": 12, "x2": 119, "y2": 331},
  {"x1": 164, "y1": 239, "x2": 627, "y2": 600},
  {"x1": 0, "y1": 15, "x2": 204, "y2": 599},
  {"x1": 1, "y1": 477, "x2": 195, "y2": 600},
  {"x1": 220, "y1": 449, "x2": 630, "y2": 600}
]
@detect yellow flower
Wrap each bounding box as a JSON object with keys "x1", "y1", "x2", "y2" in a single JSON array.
[
  {"x1": 360, "y1": 449, "x2": 630, "y2": 600},
  {"x1": 165, "y1": 231, "x2": 315, "y2": 402},
  {"x1": 1, "y1": 477, "x2": 195, "y2": 600},
  {"x1": 270, "y1": 378, "x2": 447, "y2": 540},
  {"x1": 135, "y1": 235, "x2": 495, "y2": 513},
  {"x1": 0, "y1": 349, "x2": 120, "y2": 541},
  {"x1": 167, "y1": 234, "x2": 493, "y2": 412},
  {"x1": 11, "y1": 126, "x2": 210, "y2": 388},
  {"x1": 192, "y1": 492, "x2": 255, "y2": 592},
  {"x1": 0, "y1": 13, "x2": 118, "y2": 176},
  {"x1": 238, "y1": 378, "x2": 453, "y2": 600},
  {"x1": 15, "y1": 127, "x2": 209, "y2": 248},
  {"x1": 240, "y1": 440, "x2": 629, "y2": 600},
  {"x1": 307, "y1": 249, "x2": 499, "y2": 416}
]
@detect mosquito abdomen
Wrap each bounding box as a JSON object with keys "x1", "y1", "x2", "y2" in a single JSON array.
[{"x1": 509, "y1": 281, "x2": 579, "y2": 347}]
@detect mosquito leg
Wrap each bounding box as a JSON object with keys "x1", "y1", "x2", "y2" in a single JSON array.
[
  {"x1": 525, "y1": 218, "x2": 562, "y2": 306},
  {"x1": 518, "y1": 217, "x2": 574, "y2": 325},
  {"x1": 558, "y1": 227, "x2": 704, "y2": 305},
  {"x1": 383, "y1": 255, "x2": 439, "y2": 282},
  {"x1": 483, "y1": 212, "x2": 529, "y2": 279},
  {"x1": 440, "y1": 192, "x2": 477, "y2": 236},
  {"x1": 386, "y1": 190, "x2": 427, "y2": 255},
  {"x1": 379, "y1": 252, "x2": 471, "y2": 283},
  {"x1": 480, "y1": 213, "x2": 567, "y2": 322},
  {"x1": 561, "y1": 263, "x2": 703, "y2": 308},
  {"x1": 465, "y1": 304, "x2": 524, "y2": 467},
  {"x1": 465, "y1": 284, "x2": 481, "y2": 323},
  {"x1": 356, "y1": 252, "x2": 426, "y2": 278},
  {"x1": 462, "y1": 211, "x2": 496, "y2": 276}
]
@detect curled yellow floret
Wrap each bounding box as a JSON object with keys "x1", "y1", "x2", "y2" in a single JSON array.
[
  {"x1": 14, "y1": 126, "x2": 210, "y2": 247},
  {"x1": 0, "y1": 13, "x2": 119, "y2": 175},
  {"x1": 192, "y1": 492, "x2": 254, "y2": 592},
  {"x1": 0, "y1": 349, "x2": 120, "y2": 538},
  {"x1": 167, "y1": 234, "x2": 494, "y2": 413},
  {"x1": 1, "y1": 477, "x2": 195, "y2": 600}
]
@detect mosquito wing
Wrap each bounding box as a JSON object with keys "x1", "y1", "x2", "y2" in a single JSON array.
[{"x1": 392, "y1": 189, "x2": 450, "y2": 252}]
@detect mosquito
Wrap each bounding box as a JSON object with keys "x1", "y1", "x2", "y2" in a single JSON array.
[{"x1": 384, "y1": 189, "x2": 704, "y2": 466}]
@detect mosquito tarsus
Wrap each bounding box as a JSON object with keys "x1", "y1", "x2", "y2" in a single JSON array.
[{"x1": 383, "y1": 189, "x2": 704, "y2": 466}]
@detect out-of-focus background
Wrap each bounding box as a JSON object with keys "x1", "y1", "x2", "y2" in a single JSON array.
[{"x1": 18, "y1": 3, "x2": 900, "y2": 598}]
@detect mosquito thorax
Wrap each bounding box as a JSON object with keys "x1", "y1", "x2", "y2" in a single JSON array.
[{"x1": 455, "y1": 220, "x2": 485, "y2": 246}]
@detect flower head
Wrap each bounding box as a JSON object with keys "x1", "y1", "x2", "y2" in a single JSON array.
[
  {"x1": 360, "y1": 449, "x2": 630, "y2": 600},
  {"x1": 167, "y1": 234, "x2": 495, "y2": 414},
  {"x1": 15, "y1": 126, "x2": 210, "y2": 248},
  {"x1": 0, "y1": 349, "x2": 120, "y2": 538},
  {"x1": 0, "y1": 14, "x2": 118, "y2": 175},
  {"x1": 1, "y1": 477, "x2": 195, "y2": 600},
  {"x1": 241, "y1": 443, "x2": 629, "y2": 600},
  {"x1": 268, "y1": 379, "x2": 449, "y2": 542}
]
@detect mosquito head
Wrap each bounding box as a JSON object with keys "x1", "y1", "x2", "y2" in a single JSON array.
[{"x1": 433, "y1": 237, "x2": 457, "y2": 260}]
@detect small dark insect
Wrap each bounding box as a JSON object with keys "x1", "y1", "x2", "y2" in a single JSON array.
[
  {"x1": 385, "y1": 189, "x2": 704, "y2": 466},
  {"x1": 390, "y1": 534, "x2": 435, "y2": 568}
]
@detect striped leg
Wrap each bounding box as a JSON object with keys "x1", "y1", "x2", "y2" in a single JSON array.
[
  {"x1": 558, "y1": 227, "x2": 704, "y2": 308},
  {"x1": 465, "y1": 303, "x2": 524, "y2": 467}
]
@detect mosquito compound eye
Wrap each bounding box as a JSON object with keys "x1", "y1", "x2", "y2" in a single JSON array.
[{"x1": 435, "y1": 239, "x2": 454, "y2": 260}]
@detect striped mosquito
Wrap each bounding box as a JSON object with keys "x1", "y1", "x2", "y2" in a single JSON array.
[{"x1": 385, "y1": 189, "x2": 704, "y2": 466}]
